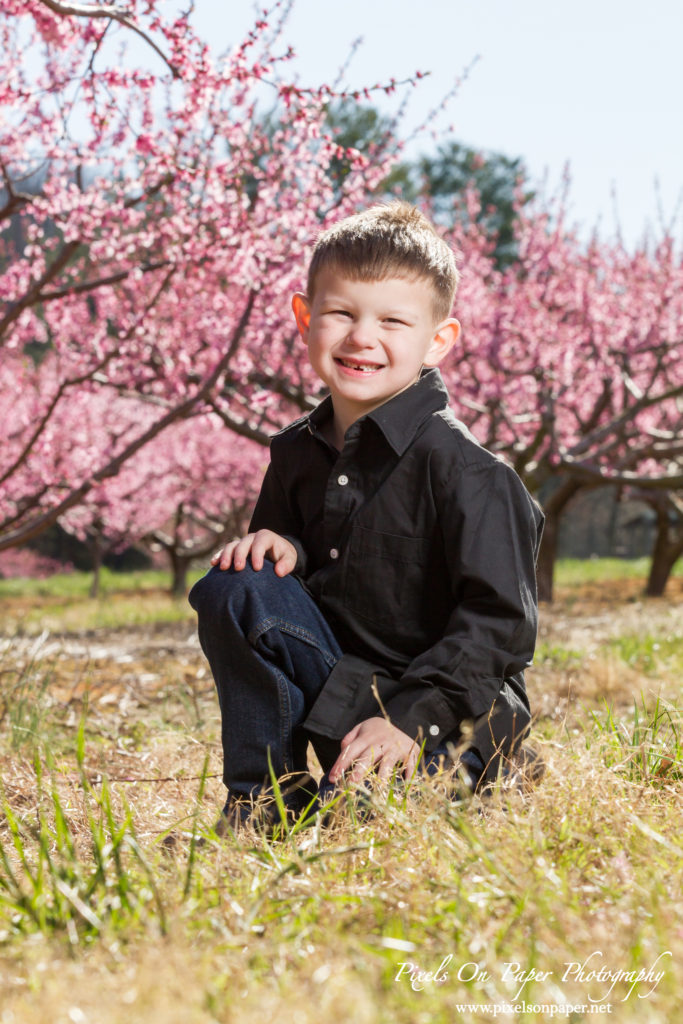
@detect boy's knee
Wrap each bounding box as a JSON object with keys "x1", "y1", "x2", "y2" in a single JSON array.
[{"x1": 188, "y1": 562, "x2": 280, "y2": 620}]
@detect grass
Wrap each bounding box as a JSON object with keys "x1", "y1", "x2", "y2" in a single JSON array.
[
  {"x1": 0, "y1": 567, "x2": 204, "y2": 633},
  {"x1": 0, "y1": 567, "x2": 196, "y2": 599},
  {"x1": 1, "y1": 556, "x2": 680, "y2": 634},
  {"x1": 555, "y1": 556, "x2": 682, "y2": 586},
  {"x1": 0, "y1": 563, "x2": 681, "y2": 1022}
]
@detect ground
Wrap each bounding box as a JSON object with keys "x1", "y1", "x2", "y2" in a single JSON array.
[{"x1": 0, "y1": 567, "x2": 681, "y2": 1023}]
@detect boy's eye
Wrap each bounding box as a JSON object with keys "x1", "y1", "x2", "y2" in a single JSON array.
[
  {"x1": 384, "y1": 317, "x2": 407, "y2": 326},
  {"x1": 327, "y1": 309, "x2": 352, "y2": 317}
]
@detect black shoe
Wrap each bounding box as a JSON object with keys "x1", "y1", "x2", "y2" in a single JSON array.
[
  {"x1": 477, "y1": 744, "x2": 545, "y2": 796},
  {"x1": 503, "y1": 744, "x2": 546, "y2": 790},
  {"x1": 211, "y1": 773, "x2": 320, "y2": 839}
]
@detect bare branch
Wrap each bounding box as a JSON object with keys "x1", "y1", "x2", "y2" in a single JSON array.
[{"x1": 574, "y1": 377, "x2": 613, "y2": 435}]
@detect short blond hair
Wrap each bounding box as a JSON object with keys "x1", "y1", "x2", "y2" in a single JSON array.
[{"x1": 307, "y1": 202, "x2": 459, "y2": 322}]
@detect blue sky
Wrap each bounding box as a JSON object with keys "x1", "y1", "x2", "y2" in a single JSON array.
[{"x1": 191, "y1": 0, "x2": 682, "y2": 248}]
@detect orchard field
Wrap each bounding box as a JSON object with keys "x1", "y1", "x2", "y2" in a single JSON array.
[
  {"x1": 0, "y1": 560, "x2": 681, "y2": 1024},
  {"x1": 1, "y1": 3, "x2": 683, "y2": 1021}
]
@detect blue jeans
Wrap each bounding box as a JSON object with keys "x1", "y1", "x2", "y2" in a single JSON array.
[{"x1": 189, "y1": 562, "x2": 483, "y2": 810}]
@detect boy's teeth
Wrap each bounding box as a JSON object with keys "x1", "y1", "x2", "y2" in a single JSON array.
[{"x1": 339, "y1": 359, "x2": 380, "y2": 371}]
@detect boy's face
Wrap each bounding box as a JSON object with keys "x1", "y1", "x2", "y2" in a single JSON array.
[{"x1": 292, "y1": 270, "x2": 460, "y2": 428}]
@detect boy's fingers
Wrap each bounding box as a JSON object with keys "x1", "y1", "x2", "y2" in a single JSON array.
[
  {"x1": 273, "y1": 556, "x2": 294, "y2": 576},
  {"x1": 402, "y1": 749, "x2": 419, "y2": 779},
  {"x1": 249, "y1": 537, "x2": 266, "y2": 571},
  {"x1": 272, "y1": 540, "x2": 297, "y2": 576},
  {"x1": 348, "y1": 754, "x2": 375, "y2": 783},
  {"x1": 252, "y1": 530, "x2": 281, "y2": 569},
  {"x1": 344, "y1": 736, "x2": 418, "y2": 784},
  {"x1": 220, "y1": 531, "x2": 297, "y2": 575},
  {"x1": 328, "y1": 741, "x2": 361, "y2": 782},
  {"x1": 215, "y1": 540, "x2": 238, "y2": 569},
  {"x1": 340, "y1": 724, "x2": 361, "y2": 749},
  {"x1": 377, "y1": 750, "x2": 403, "y2": 782},
  {"x1": 232, "y1": 535, "x2": 256, "y2": 570},
  {"x1": 345, "y1": 739, "x2": 382, "y2": 778}
]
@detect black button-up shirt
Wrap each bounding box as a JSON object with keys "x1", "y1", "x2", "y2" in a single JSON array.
[{"x1": 249, "y1": 368, "x2": 544, "y2": 774}]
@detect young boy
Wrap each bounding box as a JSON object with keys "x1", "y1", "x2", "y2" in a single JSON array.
[{"x1": 189, "y1": 202, "x2": 544, "y2": 828}]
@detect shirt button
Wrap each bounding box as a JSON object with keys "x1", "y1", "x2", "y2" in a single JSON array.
[
  {"x1": 329, "y1": 548, "x2": 339, "y2": 560},
  {"x1": 429, "y1": 724, "x2": 440, "y2": 736},
  {"x1": 337, "y1": 474, "x2": 349, "y2": 486}
]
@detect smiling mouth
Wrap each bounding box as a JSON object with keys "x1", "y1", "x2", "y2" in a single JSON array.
[{"x1": 335, "y1": 358, "x2": 384, "y2": 373}]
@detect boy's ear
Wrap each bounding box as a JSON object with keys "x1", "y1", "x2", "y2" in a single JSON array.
[
  {"x1": 291, "y1": 292, "x2": 311, "y2": 341},
  {"x1": 422, "y1": 318, "x2": 461, "y2": 367}
]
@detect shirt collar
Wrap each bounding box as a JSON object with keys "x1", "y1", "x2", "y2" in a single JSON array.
[{"x1": 307, "y1": 368, "x2": 450, "y2": 456}]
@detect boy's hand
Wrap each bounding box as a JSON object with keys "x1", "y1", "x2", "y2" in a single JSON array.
[
  {"x1": 328, "y1": 718, "x2": 420, "y2": 785},
  {"x1": 211, "y1": 530, "x2": 297, "y2": 577}
]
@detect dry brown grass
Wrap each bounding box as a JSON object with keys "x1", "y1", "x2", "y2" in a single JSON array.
[{"x1": 0, "y1": 579, "x2": 681, "y2": 1023}]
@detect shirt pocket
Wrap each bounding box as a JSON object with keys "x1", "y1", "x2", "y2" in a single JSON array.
[{"x1": 344, "y1": 526, "x2": 431, "y2": 631}]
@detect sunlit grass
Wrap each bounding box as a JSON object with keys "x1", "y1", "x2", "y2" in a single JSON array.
[
  {"x1": 1, "y1": 557, "x2": 679, "y2": 602},
  {"x1": 605, "y1": 633, "x2": 683, "y2": 677},
  {"x1": 21, "y1": 596, "x2": 198, "y2": 632},
  {"x1": 0, "y1": 567, "x2": 204, "y2": 600},
  {"x1": 0, "y1": 567, "x2": 206, "y2": 632},
  {"x1": 1, "y1": 703, "x2": 681, "y2": 1022},
  {"x1": 1, "y1": 557, "x2": 680, "y2": 635},
  {"x1": 0, "y1": 567, "x2": 681, "y2": 1021},
  {"x1": 555, "y1": 556, "x2": 682, "y2": 585}
]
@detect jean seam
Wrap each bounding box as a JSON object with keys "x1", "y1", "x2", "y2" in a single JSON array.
[
  {"x1": 248, "y1": 616, "x2": 340, "y2": 668},
  {"x1": 272, "y1": 665, "x2": 293, "y2": 774}
]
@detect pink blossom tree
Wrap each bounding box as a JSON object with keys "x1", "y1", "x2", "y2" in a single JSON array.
[
  {"x1": 0, "y1": 0, "x2": 401, "y2": 552},
  {"x1": 441, "y1": 190, "x2": 683, "y2": 598},
  {"x1": 3, "y1": 2, "x2": 681, "y2": 603},
  {"x1": 59, "y1": 398, "x2": 266, "y2": 595}
]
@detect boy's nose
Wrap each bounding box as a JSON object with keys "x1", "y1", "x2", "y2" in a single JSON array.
[{"x1": 345, "y1": 318, "x2": 376, "y2": 347}]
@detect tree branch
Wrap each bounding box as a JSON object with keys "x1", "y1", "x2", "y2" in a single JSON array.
[
  {"x1": 567, "y1": 380, "x2": 683, "y2": 459},
  {"x1": 558, "y1": 457, "x2": 683, "y2": 490},
  {"x1": 0, "y1": 290, "x2": 257, "y2": 549},
  {"x1": 36, "y1": 0, "x2": 180, "y2": 78},
  {"x1": 208, "y1": 400, "x2": 272, "y2": 447},
  {"x1": 39, "y1": 260, "x2": 170, "y2": 302},
  {"x1": 0, "y1": 240, "x2": 81, "y2": 341},
  {"x1": 0, "y1": 173, "x2": 175, "y2": 344},
  {"x1": 0, "y1": 161, "x2": 34, "y2": 224}
]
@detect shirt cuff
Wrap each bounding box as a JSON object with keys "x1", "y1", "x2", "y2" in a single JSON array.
[
  {"x1": 303, "y1": 654, "x2": 397, "y2": 740},
  {"x1": 302, "y1": 651, "x2": 532, "y2": 767},
  {"x1": 382, "y1": 685, "x2": 462, "y2": 751},
  {"x1": 302, "y1": 654, "x2": 461, "y2": 752}
]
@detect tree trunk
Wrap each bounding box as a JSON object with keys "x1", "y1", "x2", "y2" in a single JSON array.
[
  {"x1": 536, "y1": 477, "x2": 586, "y2": 602},
  {"x1": 536, "y1": 510, "x2": 560, "y2": 603},
  {"x1": 645, "y1": 498, "x2": 683, "y2": 597},
  {"x1": 89, "y1": 537, "x2": 103, "y2": 598},
  {"x1": 169, "y1": 549, "x2": 189, "y2": 598}
]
